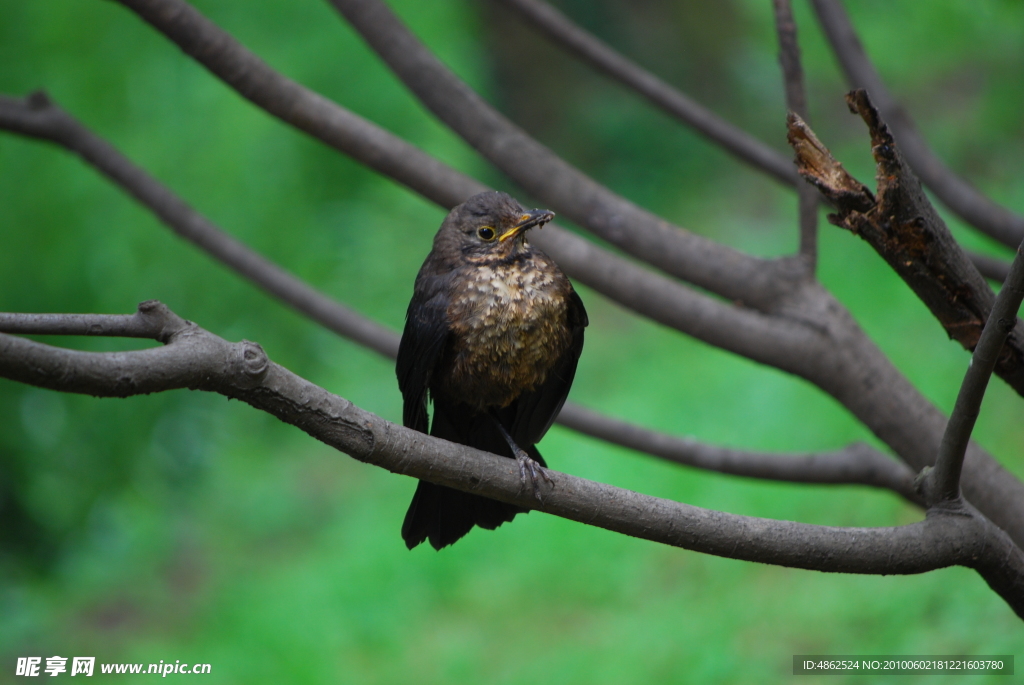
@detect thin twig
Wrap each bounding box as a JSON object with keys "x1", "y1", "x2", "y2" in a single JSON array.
[
  {"x1": 494, "y1": 0, "x2": 798, "y2": 188},
  {"x1": 969, "y1": 252, "x2": 1012, "y2": 283},
  {"x1": 810, "y1": 0, "x2": 1024, "y2": 249},
  {"x1": 929, "y1": 241, "x2": 1024, "y2": 503},
  {"x1": 772, "y1": 0, "x2": 818, "y2": 271},
  {"x1": 2, "y1": 304, "x2": 1022, "y2": 615},
  {"x1": 0, "y1": 312, "x2": 163, "y2": 339}
]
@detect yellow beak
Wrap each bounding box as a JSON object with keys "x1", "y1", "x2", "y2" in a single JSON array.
[{"x1": 498, "y1": 209, "x2": 555, "y2": 242}]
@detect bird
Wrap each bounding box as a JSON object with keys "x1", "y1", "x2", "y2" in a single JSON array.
[{"x1": 397, "y1": 191, "x2": 588, "y2": 550}]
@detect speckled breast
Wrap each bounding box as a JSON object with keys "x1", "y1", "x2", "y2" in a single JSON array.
[{"x1": 441, "y1": 254, "x2": 572, "y2": 410}]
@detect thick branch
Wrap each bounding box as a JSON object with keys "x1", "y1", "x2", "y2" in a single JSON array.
[
  {"x1": 1, "y1": 304, "x2": 1021, "y2": 615},
  {"x1": 772, "y1": 0, "x2": 818, "y2": 271},
  {"x1": 789, "y1": 93, "x2": 1024, "y2": 397},
  {"x1": 326, "y1": 0, "x2": 805, "y2": 311},
  {"x1": 929, "y1": 243, "x2": 1024, "y2": 503},
  {"x1": 810, "y1": 0, "x2": 1024, "y2": 249}
]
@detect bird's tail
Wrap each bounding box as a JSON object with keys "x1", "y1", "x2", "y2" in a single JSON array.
[{"x1": 401, "y1": 403, "x2": 544, "y2": 550}]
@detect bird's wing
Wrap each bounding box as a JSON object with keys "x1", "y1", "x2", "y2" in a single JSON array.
[
  {"x1": 396, "y1": 278, "x2": 451, "y2": 433},
  {"x1": 507, "y1": 288, "x2": 588, "y2": 446}
]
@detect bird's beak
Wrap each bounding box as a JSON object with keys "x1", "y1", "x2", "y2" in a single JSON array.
[{"x1": 498, "y1": 209, "x2": 555, "y2": 242}]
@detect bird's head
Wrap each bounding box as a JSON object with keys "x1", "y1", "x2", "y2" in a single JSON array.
[{"x1": 434, "y1": 191, "x2": 554, "y2": 262}]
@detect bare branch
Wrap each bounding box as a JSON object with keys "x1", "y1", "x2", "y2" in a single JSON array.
[
  {"x1": 494, "y1": 0, "x2": 798, "y2": 188},
  {"x1": 789, "y1": 93, "x2": 1024, "y2": 398},
  {"x1": 0, "y1": 311, "x2": 169, "y2": 339},
  {"x1": 325, "y1": 0, "x2": 805, "y2": 311},
  {"x1": 0, "y1": 92, "x2": 399, "y2": 359},
  {"x1": 557, "y1": 404, "x2": 921, "y2": 504},
  {"x1": 810, "y1": 0, "x2": 1024, "y2": 249},
  {"x1": 772, "y1": 0, "x2": 808, "y2": 122},
  {"x1": 772, "y1": 0, "x2": 818, "y2": 271},
  {"x1": 929, "y1": 243, "x2": 1024, "y2": 504},
  {"x1": 1, "y1": 304, "x2": 1021, "y2": 615}
]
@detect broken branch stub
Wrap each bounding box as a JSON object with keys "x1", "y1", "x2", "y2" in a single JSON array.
[{"x1": 789, "y1": 89, "x2": 1024, "y2": 396}]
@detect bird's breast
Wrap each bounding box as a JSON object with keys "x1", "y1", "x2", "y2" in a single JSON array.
[{"x1": 441, "y1": 258, "x2": 572, "y2": 409}]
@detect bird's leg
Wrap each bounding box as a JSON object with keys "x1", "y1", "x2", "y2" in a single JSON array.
[{"x1": 490, "y1": 415, "x2": 553, "y2": 501}]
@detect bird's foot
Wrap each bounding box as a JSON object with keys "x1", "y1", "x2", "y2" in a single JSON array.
[{"x1": 515, "y1": 450, "x2": 553, "y2": 502}]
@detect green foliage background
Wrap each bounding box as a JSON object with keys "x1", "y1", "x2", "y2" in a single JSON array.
[{"x1": 1, "y1": 0, "x2": 1023, "y2": 682}]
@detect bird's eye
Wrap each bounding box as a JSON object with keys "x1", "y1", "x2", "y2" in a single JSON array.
[{"x1": 477, "y1": 226, "x2": 496, "y2": 241}]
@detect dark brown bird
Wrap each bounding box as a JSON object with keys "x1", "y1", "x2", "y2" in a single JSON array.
[{"x1": 397, "y1": 191, "x2": 587, "y2": 550}]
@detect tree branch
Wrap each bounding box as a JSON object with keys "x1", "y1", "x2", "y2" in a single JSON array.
[
  {"x1": 772, "y1": 0, "x2": 818, "y2": 271},
  {"x1": 0, "y1": 91, "x2": 399, "y2": 359},
  {"x1": 493, "y1": 0, "x2": 798, "y2": 188},
  {"x1": 557, "y1": 404, "x2": 920, "y2": 504},
  {"x1": 1, "y1": 303, "x2": 1021, "y2": 615},
  {"x1": 809, "y1": 0, "x2": 1024, "y2": 250},
  {"x1": 788, "y1": 91, "x2": 1024, "y2": 398},
  {"x1": 324, "y1": 0, "x2": 806, "y2": 311},
  {"x1": 928, "y1": 242, "x2": 1024, "y2": 504}
]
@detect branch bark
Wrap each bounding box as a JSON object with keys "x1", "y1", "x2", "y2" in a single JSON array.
[
  {"x1": 789, "y1": 91, "x2": 1024, "y2": 397},
  {"x1": 557, "y1": 404, "x2": 920, "y2": 504},
  {"x1": 1, "y1": 303, "x2": 1021, "y2": 615},
  {"x1": 928, "y1": 242, "x2": 1024, "y2": 504}
]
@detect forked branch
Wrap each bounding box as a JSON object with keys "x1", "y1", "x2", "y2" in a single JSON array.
[{"x1": 789, "y1": 91, "x2": 1024, "y2": 397}]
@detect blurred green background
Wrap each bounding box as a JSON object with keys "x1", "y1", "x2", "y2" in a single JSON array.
[{"x1": 1, "y1": 0, "x2": 1023, "y2": 682}]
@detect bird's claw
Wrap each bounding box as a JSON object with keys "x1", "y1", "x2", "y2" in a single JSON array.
[{"x1": 516, "y1": 450, "x2": 553, "y2": 502}]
